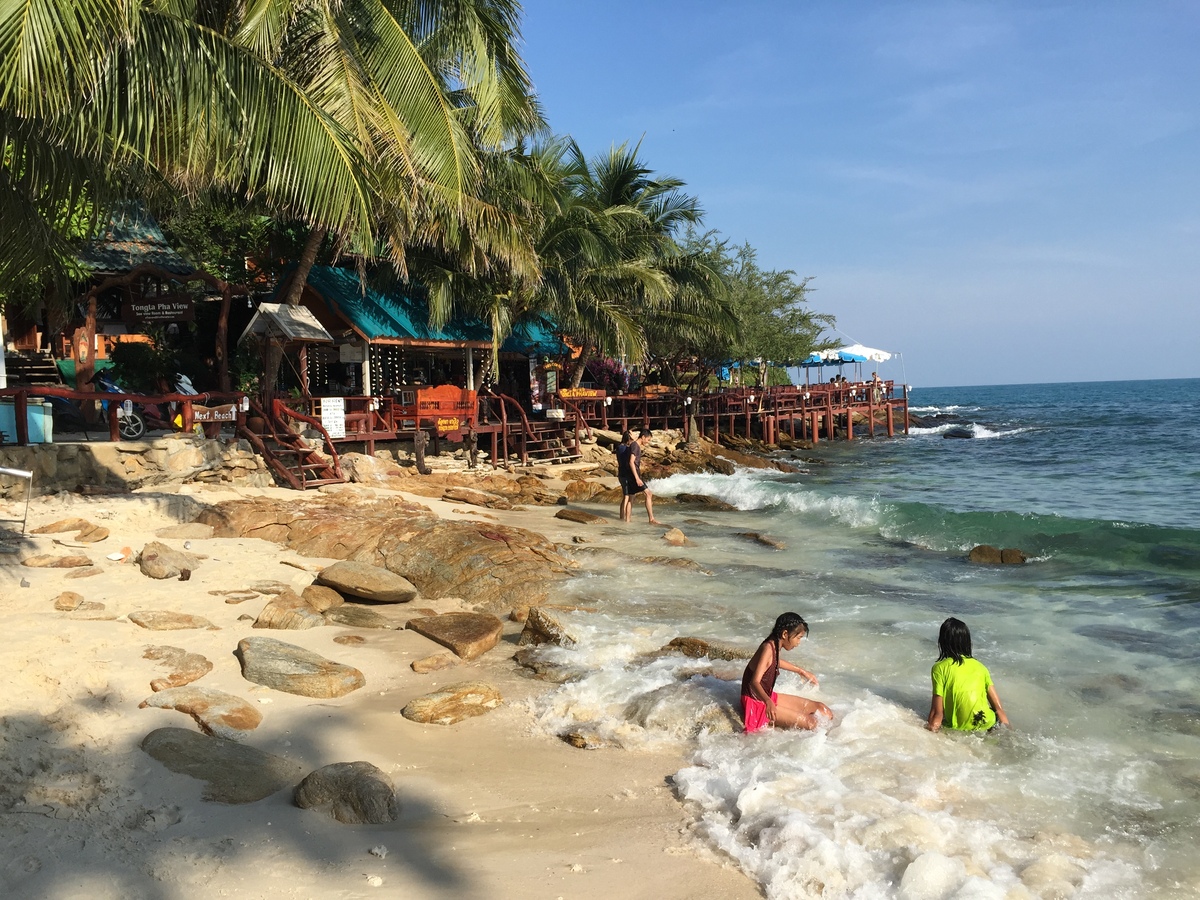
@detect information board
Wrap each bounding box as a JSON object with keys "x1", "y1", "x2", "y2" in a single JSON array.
[{"x1": 320, "y1": 396, "x2": 346, "y2": 439}]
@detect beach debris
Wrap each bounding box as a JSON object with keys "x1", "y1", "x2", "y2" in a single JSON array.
[
  {"x1": 554, "y1": 507, "x2": 606, "y2": 525},
  {"x1": 253, "y1": 589, "x2": 326, "y2": 630},
  {"x1": 735, "y1": 531, "x2": 787, "y2": 550},
  {"x1": 293, "y1": 761, "x2": 399, "y2": 824},
  {"x1": 301, "y1": 584, "x2": 344, "y2": 612},
  {"x1": 129, "y1": 610, "x2": 218, "y2": 631},
  {"x1": 411, "y1": 652, "x2": 459, "y2": 674},
  {"x1": 316, "y1": 560, "x2": 419, "y2": 603},
  {"x1": 144, "y1": 645, "x2": 214, "y2": 691},
  {"x1": 139, "y1": 687, "x2": 263, "y2": 740},
  {"x1": 366, "y1": 876, "x2": 383, "y2": 887},
  {"x1": 517, "y1": 606, "x2": 579, "y2": 648},
  {"x1": 401, "y1": 681, "x2": 502, "y2": 725},
  {"x1": 406, "y1": 612, "x2": 504, "y2": 660},
  {"x1": 155, "y1": 523, "x2": 215, "y2": 540},
  {"x1": 236, "y1": 637, "x2": 365, "y2": 698},
  {"x1": 107, "y1": 550, "x2": 128, "y2": 561},
  {"x1": 323, "y1": 606, "x2": 398, "y2": 630},
  {"x1": 369, "y1": 846, "x2": 388, "y2": 859},
  {"x1": 19, "y1": 577, "x2": 30, "y2": 587},
  {"x1": 22, "y1": 553, "x2": 92, "y2": 568},
  {"x1": 137, "y1": 541, "x2": 202, "y2": 579},
  {"x1": 662, "y1": 527, "x2": 692, "y2": 547},
  {"x1": 141, "y1": 726, "x2": 304, "y2": 804},
  {"x1": 660, "y1": 636, "x2": 755, "y2": 661},
  {"x1": 968, "y1": 545, "x2": 1028, "y2": 565},
  {"x1": 52, "y1": 591, "x2": 85, "y2": 611}
]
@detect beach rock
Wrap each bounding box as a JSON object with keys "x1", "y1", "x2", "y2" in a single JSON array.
[
  {"x1": 63, "y1": 601, "x2": 111, "y2": 618},
  {"x1": 302, "y1": 584, "x2": 345, "y2": 612},
  {"x1": 253, "y1": 589, "x2": 326, "y2": 630},
  {"x1": 624, "y1": 682, "x2": 741, "y2": 736},
  {"x1": 249, "y1": 580, "x2": 293, "y2": 595},
  {"x1": 75, "y1": 523, "x2": 110, "y2": 543},
  {"x1": 406, "y1": 612, "x2": 504, "y2": 660},
  {"x1": 316, "y1": 560, "x2": 419, "y2": 603},
  {"x1": 512, "y1": 647, "x2": 577, "y2": 683},
  {"x1": 65, "y1": 567, "x2": 103, "y2": 579},
  {"x1": 22, "y1": 554, "x2": 92, "y2": 568},
  {"x1": 518, "y1": 606, "x2": 580, "y2": 648},
  {"x1": 662, "y1": 636, "x2": 755, "y2": 661},
  {"x1": 323, "y1": 605, "x2": 397, "y2": 629},
  {"x1": 411, "y1": 653, "x2": 459, "y2": 674},
  {"x1": 662, "y1": 527, "x2": 692, "y2": 547},
  {"x1": 52, "y1": 591, "x2": 85, "y2": 611},
  {"x1": 968, "y1": 545, "x2": 1003, "y2": 565},
  {"x1": 639, "y1": 556, "x2": 714, "y2": 575},
  {"x1": 294, "y1": 761, "x2": 399, "y2": 824},
  {"x1": 735, "y1": 531, "x2": 786, "y2": 550},
  {"x1": 562, "y1": 728, "x2": 616, "y2": 750},
  {"x1": 563, "y1": 480, "x2": 608, "y2": 502},
  {"x1": 144, "y1": 645, "x2": 213, "y2": 691},
  {"x1": 155, "y1": 523, "x2": 215, "y2": 540},
  {"x1": 236, "y1": 637, "x2": 365, "y2": 697},
  {"x1": 138, "y1": 541, "x2": 201, "y2": 579},
  {"x1": 139, "y1": 687, "x2": 263, "y2": 740},
  {"x1": 334, "y1": 634, "x2": 366, "y2": 646},
  {"x1": 32, "y1": 517, "x2": 92, "y2": 535},
  {"x1": 673, "y1": 493, "x2": 737, "y2": 511},
  {"x1": 141, "y1": 727, "x2": 304, "y2": 804},
  {"x1": 129, "y1": 610, "x2": 217, "y2": 631},
  {"x1": 1001, "y1": 547, "x2": 1028, "y2": 564},
  {"x1": 509, "y1": 602, "x2": 596, "y2": 623},
  {"x1": 443, "y1": 486, "x2": 513, "y2": 510},
  {"x1": 401, "y1": 681, "x2": 502, "y2": 725},
  {"x1": 554, "y1": 508, "x2": 607, "y2": 525}
]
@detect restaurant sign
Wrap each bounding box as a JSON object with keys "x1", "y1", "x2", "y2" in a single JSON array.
[
  {"x1": 558, "y1": 387, "x2": 605, "y2": 399},
  {"x1": 436, "y1": 417, "x2": 460, "y2": 433},
  {"x1": 123, "y1": 296, "x2": 195, "y2": 324}
]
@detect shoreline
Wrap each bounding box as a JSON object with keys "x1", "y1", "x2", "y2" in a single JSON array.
[{"x1": 0, "y1": 456, "x2": 763, "y2": 899}]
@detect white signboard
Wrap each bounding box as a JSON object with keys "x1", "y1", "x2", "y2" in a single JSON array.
[{"x1": 320, "y1": 396, "x2": 346, "y2": 439}]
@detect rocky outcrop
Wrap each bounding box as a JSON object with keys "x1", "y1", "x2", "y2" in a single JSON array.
[
  {"x1": 141, "y1": 727, "x2": 304, "y2": 804},
  {"x1": 316, "y1": 560, "x2": 419, "y2": 603},
  {"x1": 674, "y1": 494, "x2": 737, "y2": 511},
  {"x1": 236, "y1": 637, "x2": 365, "y2": 698},
  {"x1": 554, "y1": 508, "x2": 606, "y2": 525},
  {"x1": 139, "y1": 687, "x2": 263, "y2": 740},
  {"x1": 294, "y1": 761, "x2": 399, "y2": 824},
  {"x1": 443, "y1": 486, "x2": 513, "y2": 510},
  {"x1": 735, "y1": 532, "x2": 786, "y2": 550},
  {"x1": 661, "y1": 636, "x2": 755, "y2": 661},
  {"x1": 406, "y1": 612, "x2": 504, "y2": 660},
  {"x1": 144, "y1": 645, "x2": 213, "y2": 691},
  {"x1": 401, "y1": 682, "x2": 502, "y2": 725},
  {"x1": 518, "y1": 606, "x2": 579, "y2": 648},
  {"x1": 196, "y1": 497, "x2": 575, "y2": 613}
]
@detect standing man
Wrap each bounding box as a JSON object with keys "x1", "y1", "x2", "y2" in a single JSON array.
[{"x1": 620, "y1": 428, "x2": 663, "y2": 525}]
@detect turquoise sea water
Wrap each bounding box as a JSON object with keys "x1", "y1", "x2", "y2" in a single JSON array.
[{"x1": 525, "y1": 378, "x2": 1200, "y2": 899}]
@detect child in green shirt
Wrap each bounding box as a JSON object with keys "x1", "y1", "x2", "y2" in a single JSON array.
[{"x1": 926, "y1": 617, "x2": 1010, "y2": 733}]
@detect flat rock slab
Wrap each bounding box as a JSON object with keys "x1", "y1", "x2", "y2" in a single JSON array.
[
  {"x1": 145, "y1": 645, "x2": 214, "y2": 691},
  {"x1": 663, "y1": 636, "x2": 755, "y2": 661},
  {"x1": 140, "y1": 686, "x2": 263, "y2": 740},
  {"x1": 518, "y1": 606, "x2": 580, "y2": 648},
  {"x1": 23, "y1": 554, "x2": 92, "y2": 568},
  {"x1": 401, "y1": 681, "x2": 502, "y2": 725},
  {"x1": 640, "y1": 555, "x2": 714, "y2": 576},
  {"x1": 554, "y1": 508, "x2": 606, "y2": 525},
  {"x1": 293, "y1": 761, "x2": 399, "y2": 824},
  {"x1": 443, "y1": 487, "x2": 513, "y2": 510},
  {"x1": 406, "y1": 612, "x2": 504, "y2": 660},
  {"x1": 323, "y1": 606, "x2": 397, "y2": 629},
  {"x1": 32, "y1": 517, "x2": 93, "y2": 534},
  {"x1": 75, "y1": 524, "x2": 110, "y2": 543},
  {"x1": 156, "y1": 523, "x2": 216, "y2": 540},
  {"x1": 141, "y1": 727, "x2": 304, "y2": 804},
  {"x1": 735, "y1": 531, "x2": 787, "y2": 550},
  {"x1": 674, "y1": 493, "x2": 737, "y2": 511},
  {"x1": 236, "y1": 637, "x2": 365, "y2": 698},
  {"x1": 129, "y1": 610, "x2": 218, "y2": 631},
  {"x1": 316, "y1": 560, "x2": 419, "y2": 603},
  {"x1": 254, "y1": 589, "x2": 326, "y2": 630},
  {"x1": 138, "y1": 541, "x2": 202, "y2": 579},
  {"x1": 411, "y1": 653, "x2": 459, "y2": 674},
  {"x1": 53, "y1": 591, "x2": 86, "y2": 611}
]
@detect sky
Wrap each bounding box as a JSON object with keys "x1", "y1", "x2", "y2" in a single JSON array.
[{"x1": 517, "y1": 1, "x2": 1200, "y2": 388}]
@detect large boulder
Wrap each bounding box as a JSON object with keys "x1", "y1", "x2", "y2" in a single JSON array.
[
  {"x1": 294, "y1": 761, "x2": 399, "y2": 824},
  {"x1": 139, "y1": 687, "x2": 262, "y2": 740},
  {"x1": 406, "y1": 612, "x2": 504, "y2": 660},
  {"x1": 968, "y1": 545, "x2": 1003, "y2": 565},
  {"x1": 141, "y1": 727, "x2": 304, "y2": 804},
  {"x1": 401, "y1": 682, "x2": 502, "y2": 725},
  {"x1": 236, "y1": 637, "x2": 365, "y2": 698},
  {"x1": 138, "y1": 541, "x2": 202, "y2": 579},
  {"x1": 316, "y1": 560, "x2": 419, "y2": 603}
]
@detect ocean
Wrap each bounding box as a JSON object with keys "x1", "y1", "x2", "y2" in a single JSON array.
[{"x1": 524, "y1": 378, "x2": 1200, "y2": 899}]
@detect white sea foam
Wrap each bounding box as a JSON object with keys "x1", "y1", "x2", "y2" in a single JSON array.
[
  {"x1": 909, "y1": 405, "x2": 982, "y2": 414},
  {"x1": 907, "y1": 422, "x2": 1035, "y2": 439}
]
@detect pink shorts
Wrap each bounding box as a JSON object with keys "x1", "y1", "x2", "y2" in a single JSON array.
[{"x1": 741, "y1": 692, "x2": 777, "y2": 734}]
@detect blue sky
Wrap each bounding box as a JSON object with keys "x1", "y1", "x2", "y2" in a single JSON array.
[{"x1": 518, "y1": 2, "x2": 1200, "y2": 387}]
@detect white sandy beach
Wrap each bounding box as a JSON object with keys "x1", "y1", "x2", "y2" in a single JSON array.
[{"x1": 0, "y1": 473, "x2": 760, "y2": 900}]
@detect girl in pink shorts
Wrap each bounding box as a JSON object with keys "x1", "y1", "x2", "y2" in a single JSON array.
[{"x1": 741, "y1": 613, "x2": 832, "y2": 732}]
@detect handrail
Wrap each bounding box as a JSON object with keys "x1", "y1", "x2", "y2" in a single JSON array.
[
  {"x1": 482, "y1": 390, "x2": 531, "y2": 466},
  {"x1": 270, "y1": 399, "x2": 344, "y2": 479},
  {"x1": 554, "y1": 395, "x2": 589, "y2": 449}
]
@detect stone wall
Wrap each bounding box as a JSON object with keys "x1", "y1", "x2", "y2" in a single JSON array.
[{"x1": 0, "y1": 435, "x2": 275, "y2": 498}]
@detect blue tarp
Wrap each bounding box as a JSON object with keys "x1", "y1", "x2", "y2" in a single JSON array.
[
  {"x1": 287, "y1": 266, "x2": 566, "y2": 355},
  {"x1": 799, "y1": 350, "x2": 868, "y2": 367}
]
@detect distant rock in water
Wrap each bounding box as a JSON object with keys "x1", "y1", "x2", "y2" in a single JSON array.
[
  {"x1": 943, "y1": 427, "x2": 976, "y2": 439},
  {"x1": 968, "y1": 545, "x2": 1027, "y2": 565}
]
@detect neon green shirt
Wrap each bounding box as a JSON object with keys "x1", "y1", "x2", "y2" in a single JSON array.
[{"x1": 931, "y1": 657, "x2": 996, "y2": 731}]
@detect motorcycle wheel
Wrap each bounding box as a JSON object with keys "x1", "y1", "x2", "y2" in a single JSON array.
[{"x1": 118, "y1": 409, "x2": 147, "y2": 440}]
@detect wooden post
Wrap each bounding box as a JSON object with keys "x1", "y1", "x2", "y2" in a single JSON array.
[
  {"x1": 299, "y1": 344, "x2": 309, "y2": 396},
  {"x1": 14, "y1": 392, "x2": 29, "y2": 445},
  {"x1": 811, "y1": 412, "x2": 820, "y2": 444},
  {"x1": 108, "y1": 403, "x2": 120, "y2": 442},
  {"x1": 182, "y1": 399, "x2": 195, "y2": 434},
  {"x1": 216, "y1": 287, "x2": 232, "y2": 391},
  {"x1": 887, "y1": 404, "x2": 895, "y2": 437}
]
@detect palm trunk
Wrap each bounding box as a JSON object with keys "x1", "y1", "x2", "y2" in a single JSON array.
[{"x1": 265, "y1": 226, "x2": 327, "y2": 395}]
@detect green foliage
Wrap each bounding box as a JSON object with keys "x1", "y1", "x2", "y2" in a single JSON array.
[
  {"x1": 159, "y1": 199, "x2": 272, "y2": 284},
  {"x1": 230, "y1": 343, "x2": 263, "y2": 395},
  {"x1": 108, "y1": 333, "x2": 178, "y2": 394}
]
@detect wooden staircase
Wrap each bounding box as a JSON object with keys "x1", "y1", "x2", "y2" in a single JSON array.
[
  {"x1": 237, "y1": 399, "x2": 345, "y2": 490},
  {"x1": 523, "y1": 420, "x2": 582, "y2": 463},
  {"x1": 4, "y1": 352, "x2": 61, "y2": 385}
]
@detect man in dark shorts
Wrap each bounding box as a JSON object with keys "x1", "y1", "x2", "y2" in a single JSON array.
[{"x1": 618, "y1": 429, "x2": 662, "y2": 524}]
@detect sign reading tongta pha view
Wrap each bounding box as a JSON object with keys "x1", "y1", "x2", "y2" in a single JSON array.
[{"x1": 123, "y1": 297, "x2": 195, "y2": 324}]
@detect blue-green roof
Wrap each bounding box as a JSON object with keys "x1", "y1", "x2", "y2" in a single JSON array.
[
  {"x1": 293, "y1": 266, "x2": 565, "y2": 355},
  {"x1": 76, "y1": 203, "x2": 191, "y2": 275}
]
